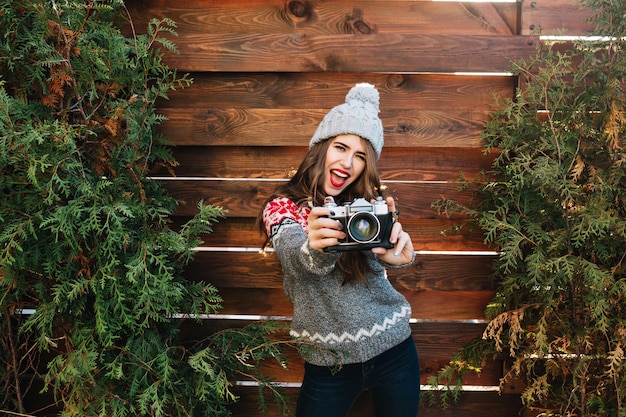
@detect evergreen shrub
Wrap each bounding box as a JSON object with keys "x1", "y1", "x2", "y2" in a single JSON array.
[
  {"x1": 429, "y1": 1, "x2": 626, "y2": 415},
  {"x1": 0, "y1": 1, "x2": 290, "y2": 416}
]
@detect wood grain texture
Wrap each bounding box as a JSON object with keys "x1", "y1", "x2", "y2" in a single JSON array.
[
  {"x1": 127, "y1": 1, "x2": 518, "y2": 36},
  {"x1": 158, "y1": 73, "x2": 515, "y2": 111},
  {"x1": 176, "y1": 216, "x2": 489, "y2": 252},
  {"x1": 249, "y1": 354, "x2": 505, "y2": 386},
  {"x1": 154, "y1": 146, "x2": 496, "y2": 181},
  {"x1": 159, "y1": 33, "x2": 537, "y2": 73},
  {"x1": 179, "y1": 319, "x2": 501, "y2": 383},
  {"x1": 159, "y1": 106, "x2": 491, "y2": 147},
  {"x1": 521, "y1": 0, "x2": 595, "y2": 36},
  {"x1": 163, "y1": 180, "x2": 477, "y2": 218},
  {"x1": 230, "y1": 387, "x2": 522, "y2": 417},
  {"x1": 179, "y1": 320, "x2": 492, "y2": 362},
  {"x1": 184, "y1": 251, "x2": 496, "y2": 291},
  {"x1": 204, "y1": 287, "x2": 495, "y2": 321},
  {"x1": 155, "y1": 72, "x2": 515, "y2": 147}
]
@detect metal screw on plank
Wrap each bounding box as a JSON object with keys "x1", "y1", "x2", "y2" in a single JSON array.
[{"x1": 531, "y1": 2, "x2": 537, "y2": 8}]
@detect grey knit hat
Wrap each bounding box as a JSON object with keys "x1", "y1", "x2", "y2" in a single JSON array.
[{"x1": 309, "y1": 83, "x2": 384, "y2": 159}]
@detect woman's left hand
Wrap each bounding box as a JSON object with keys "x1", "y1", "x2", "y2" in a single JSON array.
[{"x1": 371, "y1": 197, "x2": 414, "y2": 265}]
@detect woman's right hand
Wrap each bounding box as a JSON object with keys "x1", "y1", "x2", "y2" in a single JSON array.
[{"x1": 306, "y1": 206, "x2": 346, "y2": 252}]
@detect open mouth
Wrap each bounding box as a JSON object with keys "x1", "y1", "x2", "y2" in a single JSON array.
[{"x1": 329, "y1": 169, "x2": 350, "y2": 188}]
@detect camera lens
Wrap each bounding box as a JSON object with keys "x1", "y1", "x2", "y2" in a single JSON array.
[{"x1": 347, "y1": 212, "x2": 380, "y2": 243}]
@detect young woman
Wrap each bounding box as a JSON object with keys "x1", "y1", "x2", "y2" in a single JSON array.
[{"x1": 259, "y1": 83, "x2": 420, "y2": 417}]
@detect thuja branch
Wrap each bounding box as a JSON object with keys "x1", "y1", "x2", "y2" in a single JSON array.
[
  {"x1": 3, "y1": 310, "x2": 24, "y2": 414},
  {"x1": 0, "y1": 2, "x2": 291, "y2": 416}
]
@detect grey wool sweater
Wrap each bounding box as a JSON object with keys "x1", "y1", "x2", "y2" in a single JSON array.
[{"x1": 262, "y1": 197, "x2": 414, "y2": 367}]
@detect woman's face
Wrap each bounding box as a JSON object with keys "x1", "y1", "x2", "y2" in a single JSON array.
[{"x1": 322, "y1": 134, "x2": 367, "y2": 196}]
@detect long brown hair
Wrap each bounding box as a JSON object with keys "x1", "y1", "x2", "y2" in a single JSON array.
[{"x1": 258, "y1": 137, "x2": 383, "y2": 284}]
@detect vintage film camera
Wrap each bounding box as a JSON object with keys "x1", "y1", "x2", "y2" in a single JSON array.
[{"x1": 323, "y1": 196, "x2": 395, "y2": 252}]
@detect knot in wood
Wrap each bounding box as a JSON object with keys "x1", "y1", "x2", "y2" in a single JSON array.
[
  {"x1": 388, "y1": 74, "x2": 406, "y2": 88},
  {"x1": 353, "y1": 20, "x2": 372, "y2": 34},
  {"x1": 287, "y1": 1, "x2": 310, "y2": 19}
]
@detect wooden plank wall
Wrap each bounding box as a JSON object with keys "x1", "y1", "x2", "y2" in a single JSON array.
[{"x1": 124, "y1": 1, "x2": 594, "y2": 416}]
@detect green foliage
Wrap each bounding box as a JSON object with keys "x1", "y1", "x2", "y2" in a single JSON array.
[
  {"x1": 0, "y1": 1, "x2": 290, "y2": 416},
  {"x1": 430, "y1": 1, "x2": 626, "y2": 415},
  {"x1": 424, "y1": 338, "x2": 491, "y2": 409}
]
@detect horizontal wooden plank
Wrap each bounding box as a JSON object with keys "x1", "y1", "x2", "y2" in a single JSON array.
[
  {"x1": 158, "y1": 33, "x2": 537, "y2": 73},
  {"x1": 230, "y1": 387, "x2": 521, "y2": 417},
  {"x1": 25, "y1": 385, "x2": 522, "y2": 417},
  {"x1": 159, "y1": 107, "x2": 489, "y2": 147},
  {"x1": 158, "y1": 72, "x2": 515, "y2": 111},
  {"x1": 207, "y1": 288, "x2": 494, "y2": 321},
  {"x1": 155, "y1": 72, "x2": 515, "y2": 148},
  {"x1": 253, "y1": 354, "x2": 504, "y2": 386},
  {"x1": 252, "y1": 354, "x2": 505, "y2": 386},
  {"x1": 521, "y1": 0, "x2": 595, "y2": 36},
  {"x1": 155, "y1": 146, "x2": 496, "y2": 182},
  {"x1": 185, "y1": 252, "x2": 495, "y2": 291},
  {"x1": 411, "y1": 321, "x2": 489, "y2": 361},
  {"x1": 182, "y1": 217, "x2": 489, "y2": 252},
  {"x1": 261, "y1": 354, "x2": 504, "y2": 387},
  {"x1": 179, "y1": 320, "x2": 500, "y2": 384},
  {"x1": 163, "y1": 179, "x2": 476, "y2": 218},
  {"x1": 128, "y1": 1, "x2": 518, "y2": 36},
  {"x1": 181, "y1": 320, "x2": 491, "y2": 362}
]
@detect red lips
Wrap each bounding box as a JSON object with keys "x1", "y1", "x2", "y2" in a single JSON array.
[{"x1": 329, "y1": 169, "x2": 350, "y2": 188}]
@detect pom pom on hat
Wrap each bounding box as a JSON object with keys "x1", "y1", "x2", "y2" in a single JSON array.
[
  {"x1": 309, "y1": 83, "x2": 384, "y2": 159},
  {"x1": 345, "y1": 82, "x2": 380, "y2": 112}
]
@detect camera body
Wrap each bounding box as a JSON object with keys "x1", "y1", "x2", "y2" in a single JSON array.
[{"x1": 323, "y1": 196, "x2": 395, "y2": 252}]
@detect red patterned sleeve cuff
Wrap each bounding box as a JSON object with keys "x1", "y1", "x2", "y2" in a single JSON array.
[{"x1": 262, "y1": 197, "x2": 309, "y2": 239}]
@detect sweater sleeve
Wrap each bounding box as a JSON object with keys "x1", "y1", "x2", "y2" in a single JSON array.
[{"x1": 262, "y1": 197, "x2": 340, "y2": 277}]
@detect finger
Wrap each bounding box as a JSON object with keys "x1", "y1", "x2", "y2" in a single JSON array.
[
  {"x1": 392, "y1": 232, "x2": 410, "y2": 256},
  {"x1": 312, "y1": 225, "x2": 345, "y2": 239},
  {"x1": 388, "y1": 221, "x2": 403, "y2": 244},
  {"x1": 315, "y1": 217, "x2": 344, "y2": 233},
  {"x1": 308, "y1": 206, "x2": 332, "y2": 223},
  {"x1": 385, "y1": 196, "x2": 400, "y2": 224},
  {"x1": 309, "y1": 228, "x2": 346, "y2": 251},
  {"x1": 307, "y1": 216, "x2": 345, "y2": 238},
  {"x1": 385, "y1": 196, "x2": 396, "y2": 213}
]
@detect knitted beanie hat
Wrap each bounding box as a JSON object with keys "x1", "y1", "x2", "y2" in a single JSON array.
[{"x1": 309, "y1": 83, "x2": 384, "y2": 159}]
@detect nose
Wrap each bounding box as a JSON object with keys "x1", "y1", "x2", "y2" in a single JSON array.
[{"x1": 340, "y1": 153, "x2": 353, "y2": 169}]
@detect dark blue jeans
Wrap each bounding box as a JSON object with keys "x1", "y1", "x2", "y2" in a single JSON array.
[{"x1": 296, "y1": 337, "x2": 420, "y2": 417}]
